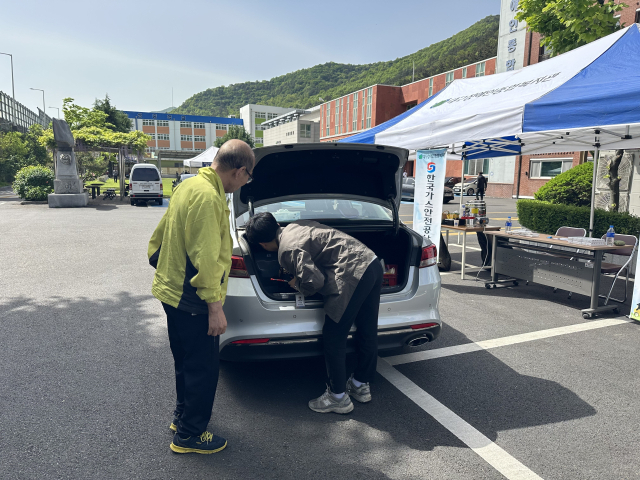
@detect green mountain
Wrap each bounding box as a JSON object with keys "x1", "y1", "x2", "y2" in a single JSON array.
[{"x1": 175, "y1": 15, "x2": 499, "y2": 117}]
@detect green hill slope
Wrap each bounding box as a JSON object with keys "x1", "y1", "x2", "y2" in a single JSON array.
[{"x1": 176, "y1": 15, "x2": 499, "y2": 117}]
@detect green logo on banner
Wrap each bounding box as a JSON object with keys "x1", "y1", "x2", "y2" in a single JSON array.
[{"x1": 430, "y1": 99, "x2": 449, "y2": 109}]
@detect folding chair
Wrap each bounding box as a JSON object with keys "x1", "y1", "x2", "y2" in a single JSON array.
[{"x1": 599, "y1": 233, "x2": 638, "y2": 305}]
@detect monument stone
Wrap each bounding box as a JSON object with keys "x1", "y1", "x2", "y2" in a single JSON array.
[{"x1": 48, "y1": 119, "x2": 88, "y2": 208}]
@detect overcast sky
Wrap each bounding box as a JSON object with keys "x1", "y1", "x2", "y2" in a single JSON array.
[{"x1": 1, "y1": 0, "x2": 499, "y2": 115}]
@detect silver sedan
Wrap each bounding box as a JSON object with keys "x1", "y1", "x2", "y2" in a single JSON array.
[{"x1": 220, "y1": 143, "x2": 442, "y2": 361}]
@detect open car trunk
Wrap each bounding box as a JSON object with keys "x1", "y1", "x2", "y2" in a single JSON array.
[{"x1": 243, "y1": 226, "x2": 418, "y2": 302}]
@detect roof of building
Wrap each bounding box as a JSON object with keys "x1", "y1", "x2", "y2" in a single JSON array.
[
  {"x1": 123, "y1": 111, "x2": 243, "y2": 124},
  {"x1": 262, "y1": 109, "x2": 319, "y2": 129}
]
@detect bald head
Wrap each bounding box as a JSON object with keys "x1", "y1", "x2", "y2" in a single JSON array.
[{"x1": 213, "y1": 139, "x2": 255, "y2": 173}]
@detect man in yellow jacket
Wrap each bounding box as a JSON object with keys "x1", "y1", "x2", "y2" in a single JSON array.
[{"x1": 148, "y1": 139, "x2": 254, "y2": 455}]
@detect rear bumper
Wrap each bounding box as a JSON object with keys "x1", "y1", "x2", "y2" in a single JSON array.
[
  {"x1": 130, "y1": 193, "x2": 163, "y2": 199},
  {"x1": 220, "y1": 323, "x2": 441, "y2": 361}
]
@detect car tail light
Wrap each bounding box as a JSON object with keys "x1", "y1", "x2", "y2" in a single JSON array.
[
  {"x1": 230, "y1": 255, "x2": 250, "y2": 278},
  {"x1": 419, "y1": 244, "x2": 437, "y2": 268},
  {"x1": 411, "y1": 322, "x2": 438, "y2": 330},
  {"x1": 231, "y1": 338, "x2": 270, "y2": 344}
]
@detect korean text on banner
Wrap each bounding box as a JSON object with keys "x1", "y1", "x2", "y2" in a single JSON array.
[{"x1": 413, "y1": 149, "x2": 447, "y2": 246}]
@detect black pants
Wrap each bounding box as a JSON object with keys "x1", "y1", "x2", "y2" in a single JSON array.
[
  {"x1": 162, "y1": 303, "x2": 219, "y2": 437},
  {"x1": 322, "y1": 260, "x2": 383, "y2": 393},
  {"x1": 476, "y1": 188, "x2": 485, "y2": 200}
]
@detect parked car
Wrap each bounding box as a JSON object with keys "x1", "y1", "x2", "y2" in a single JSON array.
[
  {"x1": 129, "y1": 164, "x2": 163, "y2": 205},
  {"x1": 402, "y1": 177, "x2": 454, "y2": 203},
  {"x1": 452, "y1": 176, "x2": 478, "y2": 196},
  {"x1": 444, "y1": 176, "x2": 461, "y2": 189},
  {"x1": 221, "y1": 143, "x2": 442, "y2": 361},
  {"x1": 172, "y1": 173, "x2": 196, "y2": 191}
]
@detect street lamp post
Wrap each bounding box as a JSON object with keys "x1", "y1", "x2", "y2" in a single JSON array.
[
  {"x1": 0, "y1": 52, "x2": 16, "y2": 126},
  {"x1": 30, "y1": 87, "x2": 45, "y2": 125},
  {"x1": 48, "y1": 107, "x2": 59, "y2": 119}
]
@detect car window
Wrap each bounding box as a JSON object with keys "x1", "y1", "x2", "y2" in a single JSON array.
[
  {"x1": 404, "y1": 178, "x2": 415, "y2": 186},
  {"x1": 131, "y1": 168, "x2": 159, "y2": 181},
  {"x1": 237, "y1": 199, "x2": 392, "y2": 226}
]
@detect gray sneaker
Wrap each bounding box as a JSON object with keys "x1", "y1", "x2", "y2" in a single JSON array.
[
  {"x1": 346, "y1": 375, "x2": 372, "y2": 403},
  {"x1": 308, "y1": 387, "x2": 354, "y2": 414}
]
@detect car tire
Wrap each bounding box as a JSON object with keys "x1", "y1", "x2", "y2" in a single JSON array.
[
  {"x1": 467, "y1": 188, "x2": 475, "y2": 196},
  {"x1": 157, "y1": 199, "x2": 163, "y2": 205},
  {"x1": 130, "y1": 199, "x2": 134, "y2": 206},
  {"x1": 444, "y1": 198, "x2": 452, "y2": 204}
]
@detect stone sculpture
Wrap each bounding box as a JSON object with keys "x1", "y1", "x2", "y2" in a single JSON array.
[{"x1": 48, "y1": 119, "x2": 88, "y2": 208}]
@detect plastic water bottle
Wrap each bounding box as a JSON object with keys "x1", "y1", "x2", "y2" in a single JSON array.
[
  {"x1": 505, "y1": 216, "x2": 512, "y2": 233},
  {"x1": 606, "y1": 225, "x2": 615, "y2": 246}
]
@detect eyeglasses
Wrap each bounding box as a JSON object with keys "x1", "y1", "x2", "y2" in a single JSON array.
[{"x1": 245, "y1": 168, "x2": 253, "y2": 184}]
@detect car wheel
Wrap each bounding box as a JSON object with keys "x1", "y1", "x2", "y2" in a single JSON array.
[
  {"x1": 443, "y1": 198, "x2": 452, "y2": 204},
  {"x1": 157, "y1": 199, "x2": 163, "y2": 205},
  {"x1": 467, "y1": 188, "x2": 475, "y2": 196},
  {"x1": 130, "y1": 199, "x2": 134, "y2": 206}
]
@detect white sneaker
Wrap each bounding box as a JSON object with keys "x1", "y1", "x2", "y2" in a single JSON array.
[
  {"x1": 346, "y1": 375, "x2": 372, "y2": 403},
  {"x1": 308, "y1": 386, "x2": 354, "y2": 414}
]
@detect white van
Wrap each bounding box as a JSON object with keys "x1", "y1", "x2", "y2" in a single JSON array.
[{"x1": 129, "y1": 164, "x2": 163, "y2": 205}]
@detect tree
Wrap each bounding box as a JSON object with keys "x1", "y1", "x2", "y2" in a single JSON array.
[
  {"x1": 0, "y1": 125, "x2": 52, "y2": 183},
  {"x1": 214, "y1": 125, "x2": 255, "y2": 148},
  {"x1": 605, "y1": 150, "x2": 624, "y2": 212},
  {"x1": 93, "y1": 95, "x2": 132, "y2": 133},
  {"x1": 515, "y1": 0, "x2": 627, "y2": 55}
]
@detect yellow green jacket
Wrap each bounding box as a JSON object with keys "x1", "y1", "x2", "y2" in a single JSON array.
[{"x1": 148, "y1": 168, "x2": 232, "y2": 314}]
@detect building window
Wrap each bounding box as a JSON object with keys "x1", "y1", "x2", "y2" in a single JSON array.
[
  {"x1": 445, "y1": 72, "x2": 454, "y2": 86},
  {"x1": 148, "y1": 133, "x2": 156, "y2": 140},
  {"x1": 159, "y1": 147, "x2": 170, "y2": 150},
  {"x1": 366, "y1": 87, "x2": 372, "y2": 129},
  {"x1": 194, "y1": 135, "x2": 206, "y2": 142},
  {"x1": 334, "y1": 100, "x2": 339, "y2": 135},
  {"x1": 462, "y1": 67, "x2": 467, "y2": 79},
  {"x1": 301, "y1": 124, "x2": 311, "y2": 138},
  {"x1": 361, "y1": 90, "x2": 366, "y2": 130},
  {"x1": 464, "y1": 159, "x2": 490, "y2": 176},
  {"x1": 180, "y1": 121, "x2": 192, "y2": 128},
  {"x1": 157, "y1": 120, "x2": 169, "y2": 127},
  {"x1": 635, "y1": 8, "x2": 640, "y2": 23},
  {"x1": 346, "y1": 97, "x2": 350, "y2": 132},
  {"x1": 352, "y1": 93, "x2": 358, "y2": 131},
  {"x1": 216, "y1": 124, "x2": 228, "y2": 130},
  {"x1": 475, "y1": 62, "x2": 486, "y2": 77},
  {"x1": 255, "y1": 112, "x2": 266, "y2": 119},
  {"x1": 529, "y1": 159, "x2": 573, "y2": 179},
  {"x1": 157, "y1": 134, "x2": 170, "y2": 141},
  {"x1": 538, "y1": 44, "x2": 552, "y2": 63},
  {"x1": 194, "y1": 148, "x2": 204, "y2": 152},
  {"x1": 193, "y1": 122, "x2": 205, "y2": 129},
  {"x1": 142, "y1": 119, "x2": 155, "y2": 126},
  {"x1": 267, "y1": 113, "x2": 278, "y2": 119},
  {"x1": 428, "y1": 78, "x2": 434, "y2": 97},
  {"x1": 180, "y1": 135, "x2": 193, "y2": 141},
  {"x1": 325, "y1": 104, "x2": 330, "y2": 137},
  {"x1": 339, "y1": 98, "x2": 343, "y2": 134}
]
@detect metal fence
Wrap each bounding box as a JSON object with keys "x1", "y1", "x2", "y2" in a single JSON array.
[{"x1": 0, "y1": 91, "x2": 52, "y2": 133}]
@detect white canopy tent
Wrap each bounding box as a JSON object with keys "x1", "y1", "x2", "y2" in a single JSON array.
[
  {"x1": 342, "y1": 25, "x2": 640, "y2": 235},
  {"x1": 183, "y1": 146, "x2": 219, "y2": 170}
]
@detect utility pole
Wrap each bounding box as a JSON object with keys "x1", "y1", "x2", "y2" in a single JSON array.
[
  {"x1": 0, "y1": 52, "x2": 16, "y2": 126},
  {"x1": 48, "y1": 106, "x2": 60, "y2": 119},
  {"x1": 30, "y1": 88, "x2": 46, "y2": 125}
]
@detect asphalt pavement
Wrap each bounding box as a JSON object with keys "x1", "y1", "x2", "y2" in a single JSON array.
[{"x1": 1, "y1": 199, "x2": 638, "y2": 480}]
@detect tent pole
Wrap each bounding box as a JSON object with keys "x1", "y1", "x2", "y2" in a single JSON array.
[
  {"x1": 459, "y1": 153, "x2": 466, "y2": 215},
  {"x1": 588, "y1": 145, "x2": 600, "y2": 238}
]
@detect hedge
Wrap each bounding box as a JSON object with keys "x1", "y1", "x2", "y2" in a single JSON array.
[
  {"x1": 534, "y1": 161, "x2": 593, "y2": 207},
  {"x1": 516, "y1": 199, "x2": 640, "y2": 238},
  {"x1": 12, "y1": 165, "x2": 54, "y2": 201}
]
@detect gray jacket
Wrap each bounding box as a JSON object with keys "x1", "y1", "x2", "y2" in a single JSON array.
[{"x1": 277, "y1": 220, "x2": 377, "y2": 322}]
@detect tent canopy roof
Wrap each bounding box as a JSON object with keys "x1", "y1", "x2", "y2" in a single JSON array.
[{"x1": 341, "y1": 25, "x2": 640, "y2": 158}]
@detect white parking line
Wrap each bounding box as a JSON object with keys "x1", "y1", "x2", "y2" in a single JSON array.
[
  {"x1": 377, "y1": 358, "x2": 544, "y2": 480},
  {"x1": 386, "y1": 318, "x2": 630, "y2": 366},
  {"x1": 448, "y1": 243, "x2": 483, "y2": 252}
]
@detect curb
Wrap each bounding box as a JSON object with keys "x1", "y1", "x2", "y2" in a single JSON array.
[{"x1": 20, "y1": 200, "x2": 48, "y2": 205}]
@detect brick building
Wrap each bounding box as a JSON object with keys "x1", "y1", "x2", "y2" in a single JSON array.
[{"x1": 318, "y1": 58, "x2": 497, "y2": 176}]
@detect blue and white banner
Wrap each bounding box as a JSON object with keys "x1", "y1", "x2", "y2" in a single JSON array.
[{"x1": 413, "y1": 149, "x2": 447, "y2": 246}]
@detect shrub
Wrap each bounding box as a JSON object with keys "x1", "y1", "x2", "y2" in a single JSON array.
[
  {"x1": 12, "y1": 165, "x2": 54, "y2": 200},
  {"x1": 517, "y1": 199, "x2": 640, "y2": 238},
  {"x1": 534, "y1": 161, "x2": 593, "y2": 207}
]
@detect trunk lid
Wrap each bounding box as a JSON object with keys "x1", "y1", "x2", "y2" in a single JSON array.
[{"x1": 233, "y1": 143, "x2": 408, "y2": 220}]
